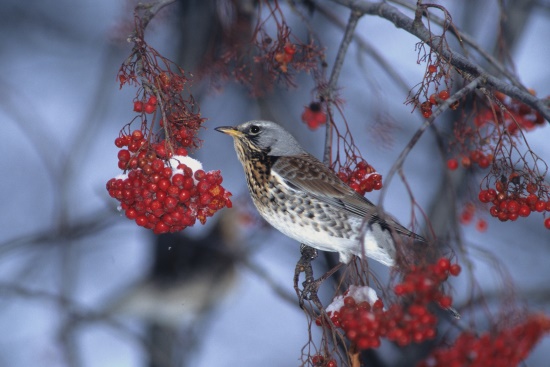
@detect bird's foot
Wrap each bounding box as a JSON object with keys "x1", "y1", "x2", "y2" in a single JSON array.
[
  {"x1": 294, "y1": 245, "x2": 320, "y2": 308},
  {"x1": 294, "y1": 245, "x2": 343, "y2": 310}
]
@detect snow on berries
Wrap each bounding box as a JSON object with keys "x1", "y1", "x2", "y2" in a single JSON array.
[{"x1": 316, "y1": 258, "x2": 461, "y2": 351}]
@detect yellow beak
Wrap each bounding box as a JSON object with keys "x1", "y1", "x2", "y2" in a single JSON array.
[{"x1": 215, "y1": 126, "x2": 244, "y2": 138}]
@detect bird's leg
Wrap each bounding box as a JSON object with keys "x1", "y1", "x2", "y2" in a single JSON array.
[
  {"x1": 301, "y1": 262, "x2": 344, "y2": 307},
  {"x1": 294, "y1": 245, "x2": 345, "y2": 311},
  {"x1": 294, "y1": 244, "x2": 321, "y2": 308}
]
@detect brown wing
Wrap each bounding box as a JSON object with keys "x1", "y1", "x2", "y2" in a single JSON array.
[{"x1": 272, "y1": 154, "x2": 425, "y2": 241}]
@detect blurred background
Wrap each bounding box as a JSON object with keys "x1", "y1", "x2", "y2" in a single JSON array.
[{"x1": 1, "y1": 0, "x2": 550, "y2": 366}]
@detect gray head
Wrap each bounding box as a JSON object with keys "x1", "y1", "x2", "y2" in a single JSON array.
[{"x1": 215, "y1": 120, "x2": 306, "y2": 156}]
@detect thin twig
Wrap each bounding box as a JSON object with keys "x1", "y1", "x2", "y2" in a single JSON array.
[
  {"x1": 323, "y1": 9, "x2": 362, "y2": 165},
  {"x1": 316, "y1": 3, "x2": 410, "y2": 93}
]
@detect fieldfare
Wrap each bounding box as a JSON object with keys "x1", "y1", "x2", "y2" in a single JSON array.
[{"x1": 216, "y1": 120, "x2": 424, "y2": 266}]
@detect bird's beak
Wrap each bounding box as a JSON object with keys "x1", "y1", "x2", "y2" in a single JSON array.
[{"x1": 215, "y1": 126, "x2": 243, "y2": 138}]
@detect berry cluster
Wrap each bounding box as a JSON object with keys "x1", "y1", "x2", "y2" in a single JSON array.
[
  {"x1": 219, "y1": 16, "x2": 323, "y2": 96},
  {"x1": 420, "y1": 89, "x2": 454, "y2": 118},
  {"x1": 317, "y1": 260, "x2": 460, "y2": 350},
  {"x1": 447, "y1": 149, "x2": 493, "y2": 171},
  {"x1": 418, "y1": 314, "x2": 550, "y2": 367},
  {"x1": 337, "y1": 161, "x2": 382, "y2": 196},
  {"x1": 274, "y1": 43, "x2": 296, "y2": 73},
  {"x1": 394, "y1": 257, "x2": 461, "y2": 310},
  {"x1": 107, "y1": 150, "x2": 232, "y2": 234},
  {"x1": 311, "y1": 355, "x2": 337, "y2": 367},
  {"x1": 133, "y1": 95, "x2": 158, "y2": 114},
  {"x1": 475, "y1": 91, "x2": 546, "y2": 134},
  {"x1": 478, "y1": 181, "x2": 550, "y2": 228},
  {"x1": 301, "y1": 102, "x2": 327, "y2": 130},
  {"x1": 459, "y1": 202, "x2": 488, "y2": 232}
]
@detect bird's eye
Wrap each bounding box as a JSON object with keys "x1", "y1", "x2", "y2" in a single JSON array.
[{"x1": 249, "y1": 125, "x2": 261, "y2": 135}]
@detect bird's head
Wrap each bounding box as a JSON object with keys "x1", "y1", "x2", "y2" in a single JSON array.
[{"x1": 215, "y1": 120, "x2": 305, "y2": 157}]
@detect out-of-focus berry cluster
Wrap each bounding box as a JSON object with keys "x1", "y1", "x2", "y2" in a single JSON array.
[{"x1": 418, "y1": 314, "x2": 550, "y2": 367}]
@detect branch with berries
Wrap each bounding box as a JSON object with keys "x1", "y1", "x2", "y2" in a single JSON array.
[{"x1": 107, "y1": 9, "x2": 232, "y2": 234}]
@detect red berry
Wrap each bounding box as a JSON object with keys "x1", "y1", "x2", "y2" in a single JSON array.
[
  {"x1": 117, "y1": 149, "x2": 131, "y2": 162},
  {"x1": 197, "y1": 180, "x2": 211, "y2": 193},
  {"x1": 535, "y1": 200, "x2": 546, "y2": 212},
  {"x1": 439, "y1": 90, "x2": 450, "y2": 100},
  {"x1": 115, "y1": 137, "x2": 126, "y2": 148},
  {"x1": 343, "y1": 296, "x2": 356, "y2": 306},
  {"x1": 194, "y1": 170, "x2": 206, "y2": 180},
  {"x1": 460, "y1": 210, "x2": 473, "y2": 224},
  {"x1": 447, "y1": 158, "x2": 458, "y2": 170},
  {"x1": 519, "y1": 205, "x2": 531, "y2": 217},
  {"x1": 172, "y1": 174, "x2": 185, "y2": 186},
  {"x1": 125, "y1": 208, "x2": 137, "y2": 220},
  {"x1": 178, "y1": 190, "x2": 191, "y2": 202},
  {"x1": 283, "y1": 43, "x2": 296, "y2": 55},
  {"x1": 131, "y1": 130, "x2": 144, "y2": 141},
  {"x1": 498, "y1": 211, "x2": 509, "y2": 222},
  {"x1": 158, "y1": 178, "x2": 171, "y2": 191},
  {"x1": 449, "y1": 264, "x2": 461, "y2": 276},
  {"x1": 144, "y1": 103, "x2": 156, "y2": 114},
  {"x1": 133, "y1": 101, "x2": 144, "y2": 112},
  {"x1": 176, "y1": 147, "x2": 188, "y2": 156},
  {"x1": 164, "y1": 195, "x2": 177, "y2": 208},
  {"x1": 147, "y1": 95, "x2": 158, "y2": 105},
  {"x1": 394, "y1": 284, "x2": 405, "y2": 295},
  {"x1": 154, "y1": 221, "x2": 169, "y2": 234},
  {"x1": 423, "y1": 110, "x2": 432, "y2": 118},
  {"x1": 545, "y1": 218, "x2": 550, "y2": 229},
  {"x1": 478, "y1": 155, "x2": 490, "y2": 169},
  {"x1": 311, "y1": 355, "x2": 324, "y2": 365},
  {"x1": 136, "y1": 215, "x2": 148, "y2": 227},
  {"x1": 428, "y1": 64, "x2": 437, "y2": 73},
  {"x1": 475, "y1": 219, "x2": 488, "y2": 232},
  {"x1": 507, "y1": 200, "x2": 519, "y2": 214},
  {"x1": 478, "y1": 190, "x2": 488, "y2": 203},
  {"x1": 437, "y1": 257, "x2": 451, "y2": 271}
]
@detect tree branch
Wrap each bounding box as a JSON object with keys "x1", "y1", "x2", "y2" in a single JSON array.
[
  {"x1": 323, "y1": 9, "x2": 362, "y2": 165},
  {"x1": 330, "y1": 0, "x2": 550, "y2": 122}
]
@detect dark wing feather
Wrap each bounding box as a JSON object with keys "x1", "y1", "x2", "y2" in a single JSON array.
[{"x1": 272, "y1": 154, "x2": 425, "y2": 241}]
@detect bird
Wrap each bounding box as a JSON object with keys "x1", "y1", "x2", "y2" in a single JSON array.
[{"x1": 215, "y1": 120, "x2": 425, "y2": 267}]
